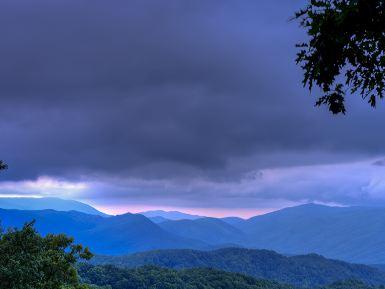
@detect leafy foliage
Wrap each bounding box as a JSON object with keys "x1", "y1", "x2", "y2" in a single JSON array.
[
  {"x1": 295, "y1": 0, "x2": 385, "y2": 114},
  {"x1": 0, "y1": 160, "x2": 7, "y2": 171},
  {"x1": 0, "y1": 221, "x2": 93, "y2": 289}
]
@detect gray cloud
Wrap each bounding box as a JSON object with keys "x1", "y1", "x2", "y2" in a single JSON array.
[
  {"x1": 1, "y1": 0, "x2": 385, "y2": 212},
  {"x1": 2, "y1": 158, "x2": 384, "y2": 217}
]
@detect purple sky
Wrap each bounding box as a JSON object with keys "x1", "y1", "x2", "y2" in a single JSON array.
[{"x1": 1, "y1": 0, "x2": 385, "y2": 217}]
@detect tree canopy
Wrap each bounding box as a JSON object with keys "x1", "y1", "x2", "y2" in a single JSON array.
[
  {"x1": 78, "y1": 264, "x2": 293, "y2": 289},
  {"x1": 0, "y1": 221, "x2": 93, "y2": 289},
  {"x1": 78, "y1": 263, "x2": 385, "y2": 289},
  {"x1": 295, "y1": 0, "x2": 385, "y2": 114}
]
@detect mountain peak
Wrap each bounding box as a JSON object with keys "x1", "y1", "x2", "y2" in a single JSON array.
[{"x1": 0, "y1": 197, "x2": 108, "y2": 217}]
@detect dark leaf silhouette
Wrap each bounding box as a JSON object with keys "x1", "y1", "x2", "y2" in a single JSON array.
[
  {"x1": 0, "y1": 161, "x2": 7, "y2": 171},
  {"x1": 295, "y1": 0, "x2": 385, "y2": 114}
]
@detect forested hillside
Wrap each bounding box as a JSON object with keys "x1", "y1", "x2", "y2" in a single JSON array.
[
  {"x1": 91, "y1": 248, "x2": 385, "y2": 288},
  {"x1": 79, "y1": 264, "x2": 385, "y2": 289},
  {"x1": 79, "y1": 264, "x2": 295, "y2": 289}
]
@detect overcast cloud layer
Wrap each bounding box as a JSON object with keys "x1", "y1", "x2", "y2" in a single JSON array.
[{"x1": 1, "y1": 0, "x2": 385, "y2": 216}]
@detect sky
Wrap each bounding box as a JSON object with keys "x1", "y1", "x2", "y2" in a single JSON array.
[{"x1": 1, "y1": 0, "x2": 385, "y2": 217}]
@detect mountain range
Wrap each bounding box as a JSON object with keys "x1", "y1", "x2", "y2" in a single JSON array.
[
  {"x1": 1, "y1": 198, "x2": 385, "y2": 264},
  {"x1": 154, "y1": 204, "x2": 385, "y2": 264},
  {"x1": 234, "y1": 204, "x2": 385, "y2": 264},
  {"x1": 143, "y1": 204, "x2": 385, "y2": 264},
  {"x1": 158, "y1": 217, "x2": 246, "y2": 245},
  {"x1": 0, "y1": 208, "x2": 208, "y2": 255}
]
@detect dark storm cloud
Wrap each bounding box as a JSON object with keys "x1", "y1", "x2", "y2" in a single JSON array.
[{"x1": 0, "y1": 0, "x2": 384, "y2": 187}]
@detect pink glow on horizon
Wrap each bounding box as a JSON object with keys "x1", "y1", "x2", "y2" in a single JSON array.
[{"x1": 92, "y1": 204, "x2": 276, "y2": 218}]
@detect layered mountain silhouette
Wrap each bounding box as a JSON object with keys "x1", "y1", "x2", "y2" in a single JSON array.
[
  {"x1": 0, "y1": 209, "x2": 206, "y2": 255},
  {"x1": 233, "y1": 204, "x2": 385, "y2": 264},
  {"x1": 158, "y1": 217, "x2": 246, "y2": 245},
  {"x1": 153, "y1": 204, "x2": 385, "y2": 264},
  {"x1": 140, "y1": 210, "x2": 203, "y2": 221},
  {"x1": 1, "y1": 202, "x2": 385, "y2": 263}
]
